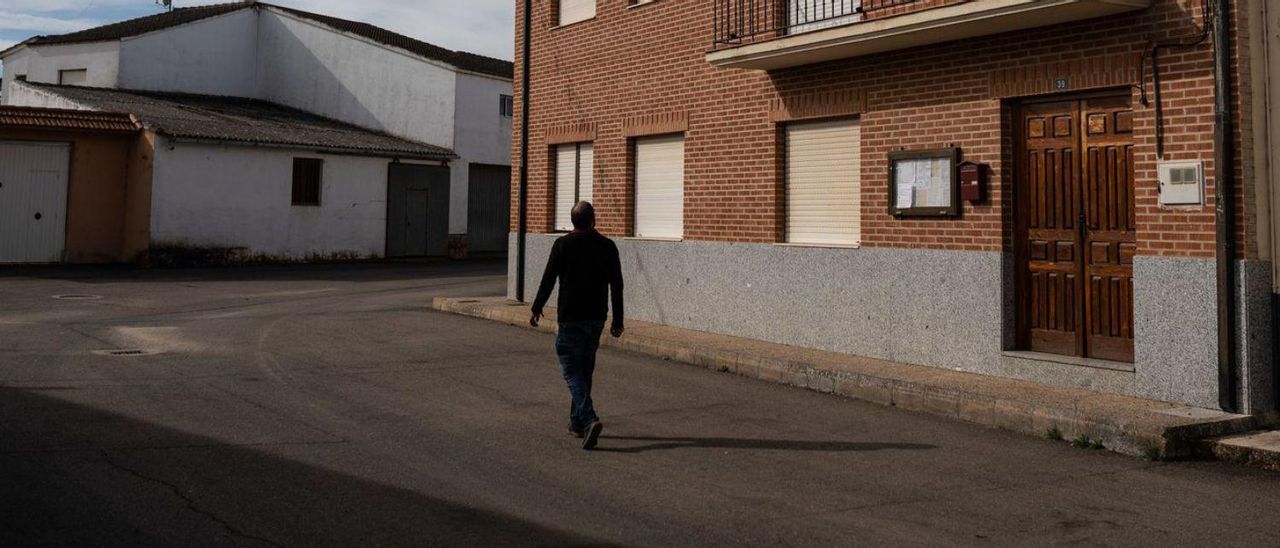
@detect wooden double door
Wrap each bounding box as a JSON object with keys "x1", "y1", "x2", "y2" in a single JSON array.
[{"x1": 1015, "y1": 94, "x2": 1136, "y2": 363}]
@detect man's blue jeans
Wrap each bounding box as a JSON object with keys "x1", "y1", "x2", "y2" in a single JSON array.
[{"x1": 556, "y1": 321, "x2": 605, "y2": 433}]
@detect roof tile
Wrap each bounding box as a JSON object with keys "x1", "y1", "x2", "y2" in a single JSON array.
[
  {"x1": 0, "y1": 106, "x2": 140, "y2": 133},
  {"x1": 26, "y1": 83, "x2": 456, "y2": 160}
]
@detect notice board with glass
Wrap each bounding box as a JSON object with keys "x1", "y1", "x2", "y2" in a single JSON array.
[{"x1": 888, "y1": 148, "x2": 960, "y2": 217}]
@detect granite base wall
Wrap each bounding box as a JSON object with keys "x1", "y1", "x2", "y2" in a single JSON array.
[{"x1": 510, "y1": 233, "x2": 1275, "y2": 412}]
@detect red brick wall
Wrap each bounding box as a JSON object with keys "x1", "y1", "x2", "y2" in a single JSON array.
[{"x1": 513, "y1": 0, "x2": 1253, "y2": 259}]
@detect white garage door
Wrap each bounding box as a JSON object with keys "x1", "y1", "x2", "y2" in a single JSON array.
[
  {"x1": 633, "y1": 134, "x2": 684, "y2": 240},
  {"x1": 0, "y1": 141, "x2": 71, "y2": 263},
  {"x1": 786, "y1": 118, "x2": 860, "y2": 246}
]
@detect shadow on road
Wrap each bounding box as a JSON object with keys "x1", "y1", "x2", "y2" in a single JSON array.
[
  {"x1": 0, "y1": 386, "x2": 608, "y2": 547},
  {"x1": 0, "y1": 259, "x2": 507, "y2": 284},
  {"x1": 594, "y1": 435, "x2": 936, "y2": 454}
]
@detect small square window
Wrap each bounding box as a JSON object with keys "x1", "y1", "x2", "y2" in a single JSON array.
[
  {"x1": 292, "y1": 158, "x2": 323, "y2": 206},
  {"x1": 58, "y1": 69, "x2": 87, "y2": 86},
  {"x1": 557, "y1": 0, "x2": 595, "y2": 26},
  {"x1": 500, "y1": 94, "x2": 514, "y2": 117}
]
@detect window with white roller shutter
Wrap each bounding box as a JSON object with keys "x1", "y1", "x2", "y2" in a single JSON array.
[
  {"x1": 558, "y1": 0, "x2": 595, "y2": 26},
  {"x1": 553, "y1": 142, "x2": 593, "y2": 232},
  {"x1": 633, "y1": 134, "x2": 684, "y2": 240},
  {"x1": 785, "y1": 118, "x2": 860, "y2": 246}
]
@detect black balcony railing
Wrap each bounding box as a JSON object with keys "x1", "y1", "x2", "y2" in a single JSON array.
[{"x1": 712, "y1": 0, "x2": 925, "y2": 48}]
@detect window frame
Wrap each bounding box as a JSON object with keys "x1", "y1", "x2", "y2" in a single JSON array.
[
  {"x1": 556, "y1": 0, "x2": 596, "y2": 27},
  {"x1": 57, "y1": 68, "x2": 88, "y2": 86},
  {"x1": 630, "y1": 133, "x2": 685, "y2": 241},
  {"x1": 782, "y1": 117, "x2": 862, "y2": 248},
  {"x1": 291, "y1": 157, "x2": 324, "y2": 207},
  {"x1": 499, "y1": 94, "x2": 514, "y2": 118},
  {"x1": 553, "y1": 142, "x2": 593, "y2": 232}
]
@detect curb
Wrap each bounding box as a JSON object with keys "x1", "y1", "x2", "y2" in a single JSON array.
[
  {"x1": 433, "y1": 297, "x2": 1258, "y2": 460},
  {"x1": 1204, "y1": 431, "x2": 1280, "y2": 471}
]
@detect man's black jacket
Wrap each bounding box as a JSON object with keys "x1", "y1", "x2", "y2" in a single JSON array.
[{"x1": 531, "y1": 230, "x2": 624, "y2": 330}]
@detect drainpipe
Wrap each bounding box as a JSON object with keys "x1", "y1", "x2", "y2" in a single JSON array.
[
  {"x1": 516, "y1": 0, "x2": 532, "y2": 302},
  {"x1": 1213, "y1": 0, "x2": 1238, "y2": 413}
]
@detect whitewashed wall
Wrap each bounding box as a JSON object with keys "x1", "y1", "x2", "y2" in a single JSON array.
[
  {"x1": 0, "y1": 42, "x2": 119, "y2": 105},
  {"x1": 0, "y1": 49, "x2": 31, "y2": 104},
  {"x1": 256, "y1": 10, "x2": 456, "y2": 148},
  {"x1": 4, "y1": 79, "x2": 94, "y2": 110},
  {"x1": 22, "y1": 42, "x2": 120, "y2": 87},
  {"x1": 449, "y1": 72, "x2": 513, "y2": 233},
  {"x1": 150, "y1": 139, "x2": 391, "y2": 258},
  {"x1": 118, "y1": 9, "x2": 259, "y2": 97}
]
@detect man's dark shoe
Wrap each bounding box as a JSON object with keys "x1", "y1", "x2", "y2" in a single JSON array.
[
  {"x1": 582, "y1": 421, "x2": 603, "y2": 450},
  {"x1": 568, "y1": 428, "x2": 584, "y2": 438}
]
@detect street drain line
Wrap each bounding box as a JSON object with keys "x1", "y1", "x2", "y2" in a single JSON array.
[
  {"x1": 92, "y1": 349, "x2": 158, "y2": 357},
  {"x1": 53, "y1": 294, "x2": 103, "y2": 301}
]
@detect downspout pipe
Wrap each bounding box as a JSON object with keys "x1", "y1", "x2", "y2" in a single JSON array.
[
  {"x1": 516, "y1": 0, "x2": 532, "y2": 302},
  {"x1": 1213, "y1": 0, "x2": 1239, "y2": 413}
]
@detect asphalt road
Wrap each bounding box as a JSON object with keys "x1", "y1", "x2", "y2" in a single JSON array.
[{"x1": 1, "y1": 261, "x2": 1278, "y2": 547}]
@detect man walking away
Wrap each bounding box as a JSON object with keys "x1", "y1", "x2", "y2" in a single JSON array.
[{"x1": 530, "y1": 202, "x2": 624, "y2": 450}]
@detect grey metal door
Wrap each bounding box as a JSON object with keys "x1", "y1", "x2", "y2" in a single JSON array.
[
  {"x1": 386, "y1": 163, "x2": 450, "y2": 258},
  {"x1": 467, "y1": 164, "x2": 511, "y2": 254},
  {"x1": 405, "y1": 189, "x2": 430, "y2": 256}
]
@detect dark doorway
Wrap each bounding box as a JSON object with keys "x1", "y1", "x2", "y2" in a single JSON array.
[
  {"x1": 467, "y1": 164, "x2": 512, "y2": 255},
  {"x1": 1015, "y1": 92, "x2": 1136, "y2": 363},
  {"x1": 387, "y1": 163, "x2": 450, "y2": 258}
]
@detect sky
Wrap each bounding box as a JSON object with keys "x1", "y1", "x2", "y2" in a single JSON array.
[{"x1": 0, "y1": 0, "x2": 515, "y2": 61}]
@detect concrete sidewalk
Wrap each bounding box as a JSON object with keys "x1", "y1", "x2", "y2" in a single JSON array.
[{"x1": 434, "y1": 297, "x2": 1259, "y2": 459}]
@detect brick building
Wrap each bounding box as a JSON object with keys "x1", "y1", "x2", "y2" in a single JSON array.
[{"x1": 510, "y1": 0, "x2": 1279, "y2": 415}]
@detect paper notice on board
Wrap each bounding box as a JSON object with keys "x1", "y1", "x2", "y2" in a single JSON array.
[
  {"x1": 909, "y1": 158, "x2": 946, "y2": 207},
  {"x1": 896, "y1": 182, "x2": 915, "y2": 209},
  {"x1": 895, "y1": 161, "x2": 916, "y2": 208}
]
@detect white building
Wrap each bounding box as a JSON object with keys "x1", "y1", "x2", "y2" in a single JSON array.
[{"x1": 0, "y1": 1, "x2": 513, "y2": 259}]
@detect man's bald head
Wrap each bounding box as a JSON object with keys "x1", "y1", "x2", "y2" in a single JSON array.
[{"x1": 571, "y1": 201, "x2": 595, "y2": 230}]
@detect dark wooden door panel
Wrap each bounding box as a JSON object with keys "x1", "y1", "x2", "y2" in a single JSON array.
[
  {"x1": 1081, "y1": 97, "x2": 1136, "y2": 362},
  {"x1": 1016, "y1": 94, "x2": 1135, "y2": 363},
  {"x1": 1019, "y1": 101, "x2": 1083, "y2": 356}
]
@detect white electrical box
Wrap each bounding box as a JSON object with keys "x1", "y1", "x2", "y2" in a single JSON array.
[{"x1": 1157, "y1": 161, "x2": 1204, "y2": 206}]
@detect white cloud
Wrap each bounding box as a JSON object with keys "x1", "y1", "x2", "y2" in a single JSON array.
[{"x1": 0, "y1": 12, "x2": 101, "y2": 34}]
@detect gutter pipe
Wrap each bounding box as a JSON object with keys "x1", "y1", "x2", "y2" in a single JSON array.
[
  {"x1": 1213, "y1": 0, "x2": 1239, "y2": 413},
  {"x1": 516, "y1": 0, "x2": 531, "y2": 302}
]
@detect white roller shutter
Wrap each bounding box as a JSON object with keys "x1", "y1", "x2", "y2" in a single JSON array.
[
  {"x1": 58, "y1": 69, "x2": 88, "y2": 85},
  {"x1": 554, "y1": 143, "x2": 594, "y2": 231},
  {"x1": 554, "y1": 145, "x2": 576, "y2": 231},
  {"x1": 559, "y1": 0, "x2": 595, "y2": 26},
  {"x1": 0, "y1": 141, "x2": 70, "y2": 263},
  {"x1": 634, "y1": 134, "x2": 684, "y2": 240},
  {"x1": 786, "y1": 118, "x2": 860, "y2": 246}
]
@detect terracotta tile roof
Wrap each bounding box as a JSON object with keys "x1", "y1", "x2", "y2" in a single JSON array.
[
  {"x1": 0, "y1": 106, "x2": 140, "y2": 133},
  {"x1": 28, "y1": 83, "x2": 456, "y2": 160},
  {"x1": 15, "y1": 2, "x2": 513, "y2": 79}
]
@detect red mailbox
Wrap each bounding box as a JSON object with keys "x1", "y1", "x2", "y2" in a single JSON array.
[{"x1": 958, "y1": 161, "x2": 987, "y2": 203}]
